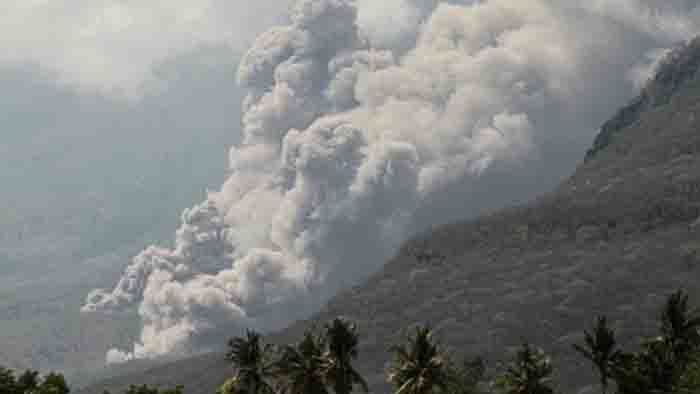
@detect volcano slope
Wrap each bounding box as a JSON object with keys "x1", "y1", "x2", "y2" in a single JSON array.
[{"x1": 79, "y1": 41, "x2": 700, "y2": 394}]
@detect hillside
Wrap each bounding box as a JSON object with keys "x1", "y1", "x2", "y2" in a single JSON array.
[
  {"x1": 78, "y1": 39, "x2": 700, "y2": 394},
  {"x1": 0, "y1": 50, "x2": 243, "y2": 378}
]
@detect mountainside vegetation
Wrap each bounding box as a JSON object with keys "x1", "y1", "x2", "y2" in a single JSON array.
[
  {"x1": 6, "y1": 290, "x2": 700, "y2": 393},
  {"x1": 73, "y1": 36, "x2": 700, "y2": 394},
  {"x1": 586, "y1": 38, "x2": 700, "y2": 160}
]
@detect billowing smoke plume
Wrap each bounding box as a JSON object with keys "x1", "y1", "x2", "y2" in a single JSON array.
[{"x1": 84, "y1": 0, "x2": 700, "y2": 362}]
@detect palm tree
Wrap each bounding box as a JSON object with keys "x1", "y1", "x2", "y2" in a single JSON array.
[
  {"x1": 628, "y1": 289, "x2": 700, "y2": 393},
  {"x1": 276, "y1": 329, "x2": 329, "y2": 394},
  {"x1": 16, "y1": 370, "x2": 40, "y2": 394},
  {"x1": 607, "y1": 352, "x2": 648, "y2": 394},
  {"x1": 495, "y1": 343, "x2": 553, "y2": 394},
  {"x1": 37, "y1": 372, "x2": 70, "y2": 394},
  {"x1": 599, "y1": 290, "x2": 700, "y2": 394},
  {"x1": 0, "y1": 367, "x2": 17, "y2": 394},
  {"x1": 679, "y1": 358, "x2": 700, "y2": 394},
  {"x1": 387, "y1": 326, "x2": 453, "y2": 394},
  {"x1": 322, "y1": 318, "x2": 368, "y2": 394},
  {"x1": 659, "y1": 289, "x2": 700, "y2": 366},
  {"x1": 220, "y1": 330, "x2": 277, "y2": 394},
  {"x1": 447, "y1": 356, "x2": 485, "y2": 394},
  {"x1": 573, "y1": 316, "x2": 621, "y2": 394}
]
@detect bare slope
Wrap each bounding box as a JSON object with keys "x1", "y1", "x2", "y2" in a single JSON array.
[{"x1": 79, "y1": 42, "x2": 700, "y2": 394}]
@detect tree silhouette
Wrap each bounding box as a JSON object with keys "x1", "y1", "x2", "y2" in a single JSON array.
[
  {"x1": 447, "y1": 356, "x2": 485, "y2": 394},
  {"x1": 494, "y1": 343, "x2": 553, "y2": 394},
  {"x1": 573, "y1": 316, "x2": 621, "y2": 394},
  {"x1": 16, "y1": 370, "x2": 40, "y2": 393},
  {"x1": 37, "y1": 372, "x2": 70, "y2": 394},
  {"x1": 220, "y1": 331, "x2": 277, "y2": 394},
  {"x1": 387, "y1": 326, "x2": 452, "y2": 394},
  {"x1": 0, "y1": 368, "x2": 72, "y2": 394},
  {"x1": 578, "y1": 290, "x2": 700, "y2": 394},
  {"x1": 0, "y1": 367, "x2": 18, "y2": 394},
  {"x1": 322, "y1": 318, "x2": 368, "y2": 394},
  {"x1": 679, "y1": 359, "x2": 700, "y2": 393},
  {"x1": 621, "y1": 290, "x2": 700, "y2": 393},
  {"x1": 276, "y1": 329, "x2": 328, "y2": 394},
  {"x1": 659, "y1": 289, "x2": 700, "y2": 367},
  {"x1": 116, "y1": 384, "x2": 184, "y2": 394}
]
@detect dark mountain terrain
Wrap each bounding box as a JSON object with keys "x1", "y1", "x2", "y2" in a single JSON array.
[
  {"x1": 78, "y1": 39, "x2": 700, "y2": 394},
  {"x1": 587, "y1": 38, "x2": 700, "y2": 160}
]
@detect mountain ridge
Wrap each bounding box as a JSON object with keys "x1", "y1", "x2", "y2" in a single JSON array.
[
  {"x1": 77, "y1": 38, "x2": 700, "y2": 394},
  {"x1": 586, "y1": 37, "x2": 700, "y2": 160}
]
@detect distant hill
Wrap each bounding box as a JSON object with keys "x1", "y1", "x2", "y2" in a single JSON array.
[
  {"x1": 78, "y1": 38, "x2": 700, "y2": 394},
  {"x1": 0, "y1": 48, "x2": 243, "y2": 378}
]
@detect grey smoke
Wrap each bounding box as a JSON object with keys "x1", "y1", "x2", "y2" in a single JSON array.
[
  {"x1": 82, "y1": 0, "x2": 700, "y2": 363},
  {"x1": 0, "y1": 0, "x2": 292, "y2": 96}
]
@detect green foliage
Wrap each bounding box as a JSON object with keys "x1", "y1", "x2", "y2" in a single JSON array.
[
  {"x1": 659, "y1": 290, "x2": 700, "y2": 364},
  {"x1": 275, "y1": 330, "x2": 328, "y2": 394},
  {"x1": 575, "y1": 290, "x2": 700, "y2": 394},
  {"x1": 678, "y1": 359, "x2": 700, "y2": 393},
  {"x1": 0, "y1": 368, "x2": 69, "y2": 394},
  {"x1": 16, "y1": 369, "x2": 40, "y2": 393},
  {"x1": 0, "y1": 366, "x2": 19, "y2": 394},
  {"x1": 112, "y1": 384, "x2": 184, "y2": 394},
  {"x1": 615, "y1": 289, "x2": 700, "y2": 394},
  {"x1": 447, "y1": 356, "x2": 486, "y2": 394},
  {"x1": 387, "y1": 326, "x2": 453, "y2": 394},
  {"x1": 38, "y1": 372, "x2": 70, "y2": 394},
  {"x1": 573, "y1": 316, "x2": 621, "y2": 394},
  {"x1": 220, "y1": 331, "x2": 277, "y2": 394},
  {"x1": 0, "y1": 367, "x2": 180, "y2": 394},
  {"x1": 0, "y1": 367, "x2": 17, "y2": 393},
  {"x1": 321, "y1": 318, "x2": 368, "y2": 394},
  {"x1": 219, "y1": 319, "x2": 370, "y2": 394},
  {"x1": 494, "y1": 343, "x2": 553, "y2": 394},
  {"x1": 2, "y1": 290, "x2": 700, "y2": 394}
]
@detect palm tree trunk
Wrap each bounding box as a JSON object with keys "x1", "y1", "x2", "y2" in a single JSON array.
[{"x1": 249, "y1": 379, "x2": 257, "y2": 394}]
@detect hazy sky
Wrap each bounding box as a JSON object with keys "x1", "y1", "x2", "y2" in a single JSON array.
[
  {"x1": 3, "y1": 0, "x2": 696, "y2": 95},
  {"x1": 0, "y1": 1, "x2": 293, "y2": 95},
  {"x1": 0, "y1": 1, "x2": 294, "y2": 241}
]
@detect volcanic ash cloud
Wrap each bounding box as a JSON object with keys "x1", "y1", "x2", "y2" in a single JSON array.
[{"x1": 85, "y1": 0, "x2": 700, "y2": 362}]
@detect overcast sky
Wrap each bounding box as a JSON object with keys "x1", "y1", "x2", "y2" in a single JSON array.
[
  {"x1": 0, "y1": 1, "x2": 293, "y2": 95},
  {"x1": 0, "y1": 1, "x2": 293, "y2": 244}
]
